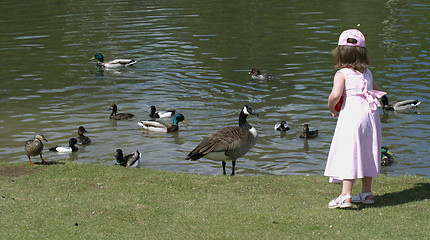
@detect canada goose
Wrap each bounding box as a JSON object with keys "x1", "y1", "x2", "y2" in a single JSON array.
[
  {"x1": 49, "y1": 138, "x2": 78, "y2": 152},
  {"x1": 186, "y1": 105, "x2": 259, "y2": 176},
  {"x1": 148, "y1": 105, "x2": 176, "y2": 118},
  {"x1": 76, "y1": 126, "x2": 91, "y2": 144},
  {"x1": 109, "y1": 104, "x2": 134, "y2": 120},
  {"x1": 91, "y1": 53, "x2": 136, "y2": 68},
  {"x1": 380, "y1": 95, "x2": 421, "y2": 111},
  {"x1": 299, "y1": 124, "x2": 318, "y2": 138},
  {"x1": 138, "y1": 114, "x2": 188, "y2": 132},
  {"x1": 249, "y1": 68, "x2": 277, "y2": 80},
  {"x1": 114, "y1": 149, "x2": 140, "y2": 168},
  {"x1": 274, "y1": 121, "x2": 290, "y2": 131},
  {"x1": 25, "y1": 132, "x2": 48, "y2": 165}
]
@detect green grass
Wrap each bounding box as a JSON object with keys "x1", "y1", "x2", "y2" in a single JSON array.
[{"x1": 1, "y1": 162, "x2": 429, "y2": 239}]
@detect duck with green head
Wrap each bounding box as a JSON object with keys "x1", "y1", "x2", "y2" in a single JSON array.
[
  {"x1": 92, "y1": 53, "x2": 136, "y2": 68},
  {"x1": 381, "y1": 146, "x2": 394, "y2": 166},
  {"x1": 380, "y1": 95, "x2": 421, "y2": 111},
  {"x1": 138, "y1": 114, "x2": 188, "y2": 132}
]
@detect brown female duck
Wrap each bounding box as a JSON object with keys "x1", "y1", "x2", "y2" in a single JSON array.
[
  {"x1": 25, "y1": 132, "x2": 48, "y2": 165},
  {"x1": 76, "y1": 126, "x2": 91, "y2": 144},
  {"x1": 109, "y1": 104, "x2": 134, "y2": 120}
]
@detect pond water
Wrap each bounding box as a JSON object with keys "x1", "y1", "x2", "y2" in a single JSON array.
[{"x1": 1, "y1": 0, "x2": 429, "y2": 177}]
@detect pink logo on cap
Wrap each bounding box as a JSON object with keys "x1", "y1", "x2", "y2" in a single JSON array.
[{"x1": 338, "y1": 29, "x2": 366, "y2": 47}]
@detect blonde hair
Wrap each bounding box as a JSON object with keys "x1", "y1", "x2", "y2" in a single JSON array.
[{"x1": 333, "y1": 45, "x2": 369, "y2": 72}]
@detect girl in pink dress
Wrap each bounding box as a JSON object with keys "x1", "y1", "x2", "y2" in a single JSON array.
[{"x1": 324, "y1": 29, "x2": 387, "y2": 209}]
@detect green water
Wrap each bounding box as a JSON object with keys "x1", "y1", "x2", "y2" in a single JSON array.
[{"x1": 0, "y1": 0, "x2": 429, "y2": 176}]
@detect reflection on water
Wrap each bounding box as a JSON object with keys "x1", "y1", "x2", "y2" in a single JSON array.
[{"x1": 0, "y1": 0, "x2": 429, "y2": 177}]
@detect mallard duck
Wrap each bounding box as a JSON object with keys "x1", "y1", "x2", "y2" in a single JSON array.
[
  {"x1": 249, "y1": 68, "x2": 277, "y2": 80},
  {"x1": 274, "y1": 121, "x2": 290, "y2": 131},
  {"x1": 76, "y1": 126, "x2": 91, "y2": 144},
  {"x1": 138, "y1": 114, "x2": 188, "y2": 132},
  {"x1": 25, "y1": 132, "x2": 48, "y2": 165},
  {"x1": 186, "y1": 105, "x2": 259, "y2": 176},
  {"x1": 49, "y1": 138, "x2": 78, "y2": 153},
  {"x1": 91, "y1": 53, "x2": 136, "y2": 68},
  {"x1": 109, "y1": 104, "x2": 134, "y2": 120},
  {"x1": 381, "y1": 146, "x2": 394, "y2": 166},
  {"x1": 114, "y1": 149, "x2": 140, "y2": 168},
  {"x1": 149, "y1": 105, "x2": 176, "y2": 118},
  {"x1": 299, "y1": 124, "x2": 318, "y2": 138},
  {"x1": 380, "y1": 95, "x2": 421, "y2": 111}
]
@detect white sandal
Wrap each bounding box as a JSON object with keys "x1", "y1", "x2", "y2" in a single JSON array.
[
  {"x1": 328, "y1": 195, "x2": 352, "y2": 209},
  {"x1": 351, "y1": 192, "x2": 374, "y2": 204}
]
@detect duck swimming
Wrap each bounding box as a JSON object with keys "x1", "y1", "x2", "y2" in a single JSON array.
[
  {"x1": 186, "y1": 105, "x2": 258, "y2": 176},
  {"x1": 149, "y1": 105, "x2": 176, "y2": 118},
  {"x1": 274, "y1": 121, "x2": 290, "y2": 131},
  {"x1": 249, "y1": 68, "x2": 277, "y2": 80},
  {"x1": 114, "y1": 149, "x2": 141, "y2": 168},
  {"x1": 138, "y1": 114, "x2": 188, "y2": 133},
  {"x1": 49, "y1": 138, "x2": 78, "y2": 153},
  {"x1": 299, "y1": 124, "x2": 318, "y2": 138},
  {"x1": 381, "y1": 146, "x2": 394, "y2": 166},
  {"x1": 109, "y1": 104, "x2": 134, "y2": 120},
  {"x1": 91, "y1": 53, "x2": 136, "y2": 68},
  {"x1": 380, "y1": 95, "x2": 421, "y2": 111},
  {"x1": 25, "y1": 132, "x2": 48, "y2": 165},
  {"x1": 76, "y1": 126, "x2": 91, "y2": 144}
]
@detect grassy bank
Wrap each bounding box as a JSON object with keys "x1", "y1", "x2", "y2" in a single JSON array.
[{"x1": 0, "y1": 162, "x2": 429, "y2": 239}]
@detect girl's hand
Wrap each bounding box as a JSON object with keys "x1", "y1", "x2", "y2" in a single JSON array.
[{"x1": 331, "y1": 111, "x2": 339, "y2": 117}]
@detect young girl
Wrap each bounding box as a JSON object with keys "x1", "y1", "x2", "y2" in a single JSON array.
[{"x1": 324, "y1": 29, "x2": 387, "y2": 209}]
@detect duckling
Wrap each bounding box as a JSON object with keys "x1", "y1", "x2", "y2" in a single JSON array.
[
  {"x1": 114, "y1": 149, "x2": 141, "y2": 168},
  {"x1": 274, "y1": 121, "x2": 290, "y2": 131},
  {"x1": 76, "y1": 126, "x2": 91, "y2": 144},
  {"x1": 249, "y1": 68, "x2": 277, "y2": 80},
  {"x1": 381, "y1": 146, "x2": 394, "y2": 166},
  {"x1": 91, "y1": 53, "x2": 136, "y2": 68},
  {"x1": 49, "y1": 138, "x2": 78, "y2": 153},
  {"x1": 109, "y1": 104, "x2": 134, "y2": 120},
  {"x1": 380, "y1": 95, "x2": 421, "y2": 111},
  {"x1": 299, "y1": 124, "x2": 318, "y2": 138},
  {"x1": 138, "y1": 114, "x2": 188, "y2": 133},
  {"x1": 149, "y1": 105, "x2": 176, "y2": 118},
  {"x1": 25, "y1": 132, "x2": 48, "y2": 165},
  {"x1": 186, "y1": 105, "x2": 258, "y2": 176}
]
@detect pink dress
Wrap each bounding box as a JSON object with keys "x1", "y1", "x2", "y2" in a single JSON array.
[{"x1": 324, "y1": 68, "x2": 386, "y2": 182}]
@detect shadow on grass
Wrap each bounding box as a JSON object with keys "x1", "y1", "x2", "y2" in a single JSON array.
[
  {"x1": 0, "y1": 161, "x2": 66, "y2": 178},
  {"x1": 360, "y1": 183, "x2": 430, "y2": 209},
  {"x1": 33, "y1": 161, "x2": 66, "y2": 166}
]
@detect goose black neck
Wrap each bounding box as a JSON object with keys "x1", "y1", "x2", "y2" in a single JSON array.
[{"x1": 239, "y1": 111, "x2": 252, "y2": 130}]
